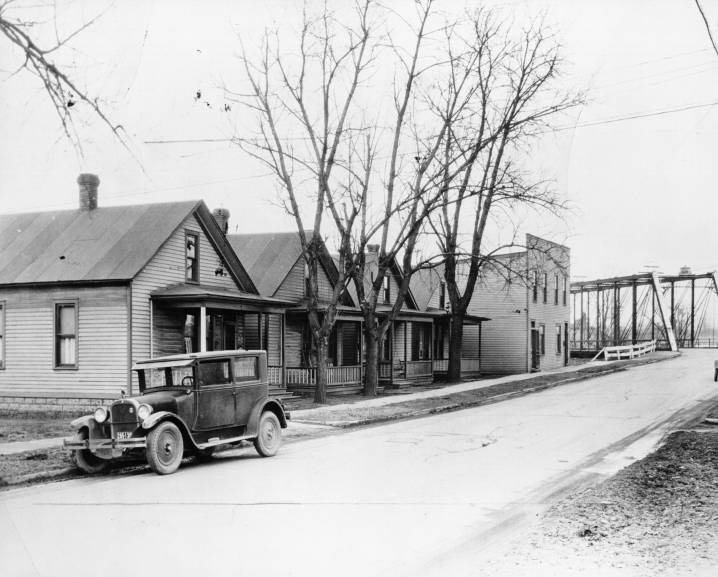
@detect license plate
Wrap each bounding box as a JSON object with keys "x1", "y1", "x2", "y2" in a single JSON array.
[{"x1": 116, "y1": 431, "x2": 132, "y2": 440}]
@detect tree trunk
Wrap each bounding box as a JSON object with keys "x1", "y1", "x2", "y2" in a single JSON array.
[
  {"x1": 447, "y1": 310, "x2": 466, "y2": 383},
  {"x1": 363, "y1": 328, "x2": 379, "y2": 396},
  {"x1": 314, "y1": 336, "x2": 328, "y2": 404}
]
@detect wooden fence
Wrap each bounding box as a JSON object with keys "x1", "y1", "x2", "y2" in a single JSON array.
[
  {"x1": 594, "y1": 340, "x2": 656, "y2": 361},
  {"x1": 285, "y1": 365, "x2": 362, "y2": 386}
]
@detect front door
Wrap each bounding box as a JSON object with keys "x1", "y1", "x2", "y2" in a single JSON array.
[
  {"x1": 531, "y1": 329, "x2": 540, "y2": 371},
  {"x1": 232, "y1": 355, "x2": 264, "y2": 426},
  {"x1": 195, "y1": 358, "x2": 235, "y2": 429}
]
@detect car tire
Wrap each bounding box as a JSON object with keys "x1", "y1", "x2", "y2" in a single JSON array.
[
  {"x1": 714, "y1": 369, "x2": 717, "y2": 382},
  {"x1": 254, "y1": 411, "x2": 282, "y2": 457},
  {"x1": 71, "y1": 429, "x2": 109, "y2": 474},
  {"x1": 146, "y1": 421, "x2": 184, "y2": 475}
]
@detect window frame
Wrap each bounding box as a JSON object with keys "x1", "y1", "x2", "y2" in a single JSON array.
[
  {"x1": 562, "y1": 275, "x2": 568, "y2": 306},
  {"x1": 185, "y1": 230, "x2": 200, "y2": 283},
  {"x1": 383, "y1": 275, "x2": 391, "y2": 303},
  {"x1": 539, "y1": 324, "x2": 546, "y2": 356},
  {"x1": 556, "y1": 324, "x2": 562, "y2": 354},
  {"x1": 542, "y1": 272, "x2": 548, "y2": 303},
  {"x1": 0, "y1": 301, "x2": 5, "y2": 370},
  {"x1": 532, "y1": 270, "x2": 538, "y2": 303},
  {"x1": 54, "y1": 300, "x2": 79, "y2": 370},
  {"x1": 554, "y1": 273, "x2": 559, "y2": 305},
  {"x1": 439, "y1": 281, "x2": 446, "y2": 310}
]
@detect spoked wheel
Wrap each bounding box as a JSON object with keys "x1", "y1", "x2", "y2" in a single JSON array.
[
  {"x1": 146, "y1": 422, "x2": 184, "y2": 475},
  {"x1": 71, "y1": 429, "x2": 109, "y2": 474},
  {"x1": 254, "y1": 411, "x2": 282, "y2": 457}
]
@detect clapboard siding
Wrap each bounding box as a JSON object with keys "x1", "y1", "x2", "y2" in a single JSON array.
[
  {"x1": 0, "y1": 285, "x2": 128, "y2": 397},
  {"x1": 273, "y1": 258, "x2": 334, "y2": 302},
  {"x1": 132, "y1": 214, "x2": 240, "y2": 358},
  {"x1": 466, "y1": 258, "x2": 529, "y2": 374},
  {"x1": 131, "y1": 214, "x2": 242, "y2": 387},
  {"x1": 526, "y1": 235, "x2": 570, "y2": 371}
]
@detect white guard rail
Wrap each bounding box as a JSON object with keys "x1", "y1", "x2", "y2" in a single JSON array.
[{"x1": 593, "y1": 340, "x2": 657, "y2": 361}]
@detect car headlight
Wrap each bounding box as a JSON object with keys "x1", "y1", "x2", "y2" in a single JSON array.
[
  {"x1": 94, "y1": 406, "x2": 108, "y2": 423},
  {"x1": 137, "y1": 404, "x2": 153, "y2": 422}
]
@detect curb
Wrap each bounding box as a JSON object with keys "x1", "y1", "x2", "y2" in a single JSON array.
[
  {"x1": 294, "y1": 364, "x2": 629, "y2": 428},
  {"x1": 1, "y1": 466, "x2": 76, "y2": 489}
]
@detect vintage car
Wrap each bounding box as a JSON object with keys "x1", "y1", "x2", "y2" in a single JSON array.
[{"x1": 64, "y1": 350, "x2": 289, "y2": 475}]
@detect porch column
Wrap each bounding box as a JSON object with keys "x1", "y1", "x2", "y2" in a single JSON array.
[
  {"x1": 281, "y1": 314, "x2": 286, "y2": 387},
  {"x1": 404, "y1": 321, "x2": 408, "y2": 372},
  {"x1": 200, "y1": 306, "x2": 207, "y2": 352}
]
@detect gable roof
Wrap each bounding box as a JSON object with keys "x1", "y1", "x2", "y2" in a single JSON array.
[
  {"x1": 228, "y1": 231, "x2": 342, "y2": 299},
  {"x1": 410, "y1": 265, "x2": 444, "y2": 311},
  {"x1": 0, "y1": 200, "x2": 256, "y2": 292}
]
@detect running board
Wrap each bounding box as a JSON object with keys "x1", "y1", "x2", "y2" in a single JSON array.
[{"x1": 196, "y1": 434, "x2": 255, "y2": 450}]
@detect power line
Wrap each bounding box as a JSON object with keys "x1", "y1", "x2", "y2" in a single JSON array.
[{"x1": 552, "y1": 99, "x2": 718, "y2": 131}]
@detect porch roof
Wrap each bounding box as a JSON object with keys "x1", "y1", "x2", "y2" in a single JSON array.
[{"x1": 151, "y1": 284, "x2": 292, "y2": 313}]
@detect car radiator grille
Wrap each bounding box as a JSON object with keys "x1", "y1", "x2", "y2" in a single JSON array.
[{"x1": 111, "y1": 402, "x2": 139, "y2": 436}]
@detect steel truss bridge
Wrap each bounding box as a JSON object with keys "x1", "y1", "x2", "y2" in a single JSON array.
[{"x1": 570, "y1": 272, "x2": 718, "y2": 354}]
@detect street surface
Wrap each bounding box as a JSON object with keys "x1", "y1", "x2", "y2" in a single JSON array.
[{"x1": 2, "y1": 350, "x2": 717, "y2": 577}]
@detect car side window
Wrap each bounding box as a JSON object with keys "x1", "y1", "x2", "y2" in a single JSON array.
[
  {"x1": 198, "y1": 360, "x2": 231, "y2": 386},
  {"x1": 233, "y1": 357, "x2": 258, "y2": 382}
]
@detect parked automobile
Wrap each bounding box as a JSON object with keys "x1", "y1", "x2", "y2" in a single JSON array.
[{"x1": 64, "y1": 350, "x2": 289, "y2": 475}]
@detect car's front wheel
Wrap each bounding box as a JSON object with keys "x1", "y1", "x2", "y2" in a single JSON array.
[
  {"x1": 71, "y1": 429, "x2": 109, "y2": 474},
  {"x1": 146, "y1": 421, "x2": 184, "y2": 475},
  {"x1": 254, "y1": 411, "x2": 282, "y2": 457}
]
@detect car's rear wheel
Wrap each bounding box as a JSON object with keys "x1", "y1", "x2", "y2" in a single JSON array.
[
  {"x1": 71, "y1": 429, "x2": 109, "y2": 474},
  {"x1": 146, "y1": 421, "x2": 184, "y2": 475},
  {"x1": 254, "y1": 411, "x2": 281, "y2": 457}
]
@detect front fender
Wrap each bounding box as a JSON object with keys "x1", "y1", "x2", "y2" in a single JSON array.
[
  {"x1": 141, "y1": 412, "x2": 198, "y2": 450},
  {"x1": 247, "y1": 399, "x2": 288, "y2": 437},
  {"x1": 70, "y1": 415, "x2": 95, "y2": 429}
]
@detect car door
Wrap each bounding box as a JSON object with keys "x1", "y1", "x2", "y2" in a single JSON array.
[
  {"x1": 194, "y1": 358, "x2": 235, "y2": 429},
  {"x1": 232, "y1": 355, "x2": 264, "y2": 426}
]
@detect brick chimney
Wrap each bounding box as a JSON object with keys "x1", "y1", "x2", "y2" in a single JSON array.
[
  {"x1": 77, "y1": 173, "x2": 100, "y2": 211},
  {"x1": 212, "y1": 208, "x2": 230, "y2": 234}
]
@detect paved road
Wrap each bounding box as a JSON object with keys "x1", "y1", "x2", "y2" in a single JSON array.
[{"x1": 2, "y1": 350, "x2": 717, "y2": 577}]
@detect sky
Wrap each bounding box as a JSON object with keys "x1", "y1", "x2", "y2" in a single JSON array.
[{"x1": 1, "y1": 0, "x2": 717, "y2": 282}]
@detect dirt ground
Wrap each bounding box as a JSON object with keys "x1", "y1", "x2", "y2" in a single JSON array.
[{"x1": 478, "y1": 405, "x2": 718, "y2": 577}]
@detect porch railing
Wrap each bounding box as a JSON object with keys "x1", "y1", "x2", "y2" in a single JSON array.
[
  {"x1": 286, "y1": 365, "x2": 363, "y2": 386},
  {"x1": 267, "y1": 366, "x2": 283, "y2": 386},
  {"x1": 404, "y1": 360, "x2": 433, "y2": 377},
  {"x1": 378, "y1": 362, "x2": 393, "y2": 379},
  {"x1": 432, "y1": 358, "x2": 480, "y2": 374}
]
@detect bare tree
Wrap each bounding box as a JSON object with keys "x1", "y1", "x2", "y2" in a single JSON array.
[
  {"x1": 0, "y1": 1, "x2": 123, "y2": 150},
  {"x1": 427, "y1": 11, "x2": 581, "y2": 382},
  {"x1": 232, "y1": 0, "x2": 376, "y2": 403}
]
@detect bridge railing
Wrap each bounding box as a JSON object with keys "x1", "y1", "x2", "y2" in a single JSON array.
[{"x1": 594, "y1": 340, "x2": 656, "y2": 361}]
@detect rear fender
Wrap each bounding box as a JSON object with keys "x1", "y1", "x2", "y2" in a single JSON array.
[
  {"x1": 247, "y1": 399, "x2": 288, "y2": 437},
  {"x1": 141, "y1": 412, "x2": 198, "y2": 451}
]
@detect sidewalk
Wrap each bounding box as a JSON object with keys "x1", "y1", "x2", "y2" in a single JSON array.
[{"x1": 0, "y1": 351, "x2": 678, "y2": 457}]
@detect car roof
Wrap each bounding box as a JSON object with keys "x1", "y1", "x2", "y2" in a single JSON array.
[{"x1": 132, "y1": 349, "x2": 266, "y2": 369}]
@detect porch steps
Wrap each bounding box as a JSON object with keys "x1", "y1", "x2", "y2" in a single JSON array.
[{"x1": 268, "y1": 386, "x2": 300, "y2": 401}]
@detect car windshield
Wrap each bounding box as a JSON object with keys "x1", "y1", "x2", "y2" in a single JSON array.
[{"x1": 141, "y1": 366, "x2": 194, "y2": 388}]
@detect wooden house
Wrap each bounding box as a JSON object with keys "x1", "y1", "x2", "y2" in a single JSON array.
[
  {"x1": 0, "y1": 174, "x2": 289, "y2": 414},
  {"x1": 465, "y1": 234, "x2": 571, "y2": 374},
  {"x1": 228, "y1": 232, "x2": 365, "y2": 395}
]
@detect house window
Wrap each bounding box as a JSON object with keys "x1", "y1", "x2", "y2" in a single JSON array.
[
  {"x1": 186, "y1": 232, "x2": 199, "y2": 282},
  {"x1": 55, "y1": 302, "x2": 78, "y2": 368},
  {"x1": 554, "y1": 274, "x2": 559, "y2": 305},
  {"x1": 383, "y1": 275, "x2": 390, "y2": 303},
  {"x1": 0, "y1": 302, "x2": 5, "y2": 369},
  {"x1": 532, "y1": 270, "x2": 538, "y2": 303},
  {"x1": 563, "y1": 276, "x2": 567, "y2": 306},
  {"x1": 540, "y1": 324, "x2": 546, "y2": 355},
  {"x1": 543, "y1": 273, "x2": 548, "y2": 303},
  {"x1": 556, "y1": 324, "x2": 562, "y2": 354},
  {"x1": 439, "y1": 281, "x2": 446, "y2": 309}
]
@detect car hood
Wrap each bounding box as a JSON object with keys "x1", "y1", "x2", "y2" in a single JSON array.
[{"x1": 130, "y1": 389, "x2": 188, "y2": 413}]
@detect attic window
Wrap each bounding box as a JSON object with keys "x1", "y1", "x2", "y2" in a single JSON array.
[
  {"x1": 186, "y1": 232, "x2": 199, "y2": 283},
  {"x1": 383, "y1": 275, "x2": 390, "y2": 303},
  {"x1": 439, "y1": 281, "x2": 446, "y2": 309}
]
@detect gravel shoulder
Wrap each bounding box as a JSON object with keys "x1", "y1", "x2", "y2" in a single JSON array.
[{"x1": 476, "y1": 404, "x2": 718, "y2": 577}]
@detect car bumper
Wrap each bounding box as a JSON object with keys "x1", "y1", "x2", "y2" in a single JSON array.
[{"x1": 64, "y1": 437, "x2": 147, "y2": 451}]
